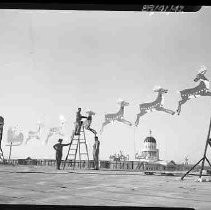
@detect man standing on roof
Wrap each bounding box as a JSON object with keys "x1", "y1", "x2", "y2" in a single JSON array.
[
  {"x1": 53, "y1": 139, "x2": 70, "y2": 170},
  {"x1": 74, "y1": 108, "x2": 87, "y2": 135},
  {"x1": 0, "y1": 116, "x2": 4, "y2": 162},
  {"x1": 93, "y1": 136, "x2": 100, "y2": 170}
]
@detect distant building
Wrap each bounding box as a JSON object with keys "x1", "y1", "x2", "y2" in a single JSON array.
[{"x1": 135, "y1": 130, "x2": 159, "y2": 162}]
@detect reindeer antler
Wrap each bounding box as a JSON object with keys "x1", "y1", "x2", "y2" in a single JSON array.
[
  {"x1": 198, "y1": 65, "x2": 207, "y2": 74},
  {"x1": 117, "y1": 98, "x2": 124, "y2": 104},
  {"x1": 59, "y1": 115, "x2": 66, "y2": 123},
  {"x1": 36, "y1": 120, "x2": 44, "y2": 128},
  {"x1": 86, "y1": 110, "x2": 95, "y2": 115},
  {"x1": 153, "y1": 86, "x2": 162, "y2": 92}
]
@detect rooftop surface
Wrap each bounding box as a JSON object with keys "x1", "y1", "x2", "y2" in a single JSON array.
[{"x1": 0, "y1": 165, "x2": 210, "y2": 209}]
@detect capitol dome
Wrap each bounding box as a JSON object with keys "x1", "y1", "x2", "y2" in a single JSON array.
[
  {"x1": 144, "y1": 136, "x2": 156, "y2": 143},
  {"x1": 137, "y1": 130, "x2": 159, "y2": 162}
]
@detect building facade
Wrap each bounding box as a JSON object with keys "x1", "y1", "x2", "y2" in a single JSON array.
[{"x1": 136, "y1": 131, "x2": 159, "y2": 162}]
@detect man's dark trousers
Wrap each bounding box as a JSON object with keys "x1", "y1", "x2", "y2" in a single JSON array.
[{"x1": 56, "y1": 152, "x2": 62, "y2": 170}]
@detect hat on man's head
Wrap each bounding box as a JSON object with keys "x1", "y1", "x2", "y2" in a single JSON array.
[
  {"x1": 58, "y1": 139, "x2": 63, "y2": 142},
  {"x1": 95, "y1": 136, "x2": 98, "y2": 140}
]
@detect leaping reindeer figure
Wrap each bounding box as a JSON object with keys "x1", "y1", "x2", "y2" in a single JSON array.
[
  {"x1": 25, "y1": 122, "x2": 43, "y2": 144},
  {"x1": 177, "y1": 66, "x2": 211, "y2": 115},
  {"x1": 100, "y1": 100, "x2": 132, "y2": 134},
  {"x1": 45, "y1": 116, "x2": 65, "y2": 144},
  {"x1": 83, "y1": 110, "x2": 97, "y2": 136},
  {"x1": 135, "y1": 87, "x2": 175, "y2": 126}
]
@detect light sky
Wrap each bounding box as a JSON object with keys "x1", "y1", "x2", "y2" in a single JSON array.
[{"x1": 0, "y1": 8, "x2": 211, "y2": 163}]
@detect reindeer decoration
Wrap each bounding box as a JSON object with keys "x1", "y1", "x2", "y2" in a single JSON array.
[
  {"x1": 7, "y1": 126, "x2": 24, "y2": 146},
  {"x1": 177, "y1": 66, "x2": 211, "y2": 115},
  {"x1": 135, "y1": 87, "x2": 175, "y2": 126},
  {"x1": 100, "y1": 99, "x2": 132, "y2": 134},
  {"x1": 45, "y1": 115, "x2": 65, "y2": 144},
  {"x1": 6, "y1": 126, "x2": 24, "y2": 160},
  {"x1": 83, "y1": 110, "x2": 97, "y2": 136},
  {"x1": 25, "y1": 121, "x2": 43, "y2": 144}
]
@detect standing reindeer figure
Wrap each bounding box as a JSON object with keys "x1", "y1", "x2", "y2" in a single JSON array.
[
  {"x1": 83, "y1": 110, "x2": 97, "y2": 136},
  {"x1": 177, "y1": 66, "x2": 210, "y2": 115},
  {"x1": 100, "y1": 99, "x2": 132, "y2": 134},
  {"x1": 135, "y1": 87, "x2": 175, "y2": 126},
  {"x1": 25, "y1": 122, "x2": 43, "y2": 144},
  {"x1": 45, "y1": 115, "x2": 65, "y2": 144}
]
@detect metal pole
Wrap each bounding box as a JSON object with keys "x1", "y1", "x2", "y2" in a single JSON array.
[
  {"x1": 199, "y1": 117, "x2": 211, "y2": 178},
  {"x1": 9, "y1": 142, "x2": 12, "y2": 160},
  {"x1": 181, "y1": 158, "x2": 203, "y2": 180},
  {"x1": 181, "y1": 117, "x2": 211, "y2": 180},
  {"x1": 133, "y1": 127, "x2": 136, "y2": 160},
  {"x1": 205, "y1": 156, "x2": 211, "y2": 168}
]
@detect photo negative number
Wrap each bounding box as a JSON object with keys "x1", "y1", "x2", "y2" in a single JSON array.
[{"x1": 141, "y1": 5, "x2": 185, "y2": 12}]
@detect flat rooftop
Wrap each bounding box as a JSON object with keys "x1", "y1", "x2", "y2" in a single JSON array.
[{"x1": 0, "y1": 165, "x2": 210, "y2": 209}]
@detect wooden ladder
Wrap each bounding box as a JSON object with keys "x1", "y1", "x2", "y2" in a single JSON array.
[{"x1": 63, "y1": 126, "x2": 89, "y2": 170}]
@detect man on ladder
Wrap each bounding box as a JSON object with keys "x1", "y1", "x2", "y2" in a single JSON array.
[
  {"x1": 75, "y1": 108, "x2": 87, "y2": 135},
  {"x1": 63, "y1": 108, "x2": 90, "y2": 170}
]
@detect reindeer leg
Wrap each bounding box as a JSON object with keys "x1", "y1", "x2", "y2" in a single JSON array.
[
  {"x1": 45, "y1": 132, "x2": 53, "y2": 144},
  {"x1": 156, "y1": 107, "x2": 175, "y2": 115},
  {"x1": 135, "y1": 110, "x2": 147, "y2": 126},
  {"x1": 89, "y1": 128, "x2": 97, "y2": 135},
  {"x1": 177, "y1": 98, "x2": 188, "y2": 115},
  {"x1": 25, "y1": 137, "x2": 30, "y2": 144},
  {"x1": 135, "y1": 114, "x2": 141, "y2": 126},
  {"x1": 203, "y1": 91, "x2": 211, "y2": 96},
  {"x1": 100, "y1": 120, "x2": 111, "y2": 134},
  {"x1": 117, "y1": 118, "x2": 132, "y2": 126},
  {"x1": 85, "y1": 123, "x2": 97, "y2": 135}
]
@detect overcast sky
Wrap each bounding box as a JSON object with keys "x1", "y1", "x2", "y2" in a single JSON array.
[{"x1": 0, "y1": 8, "x2": 211, "y2": 163}]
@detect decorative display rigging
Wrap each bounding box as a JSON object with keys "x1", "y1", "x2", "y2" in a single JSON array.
[
  {"x1": 177, "y1": 66, "x2": 211, "y2": 115},
  {"x1": 100, "y1": 99, "x2": 132, "y2": 134},
  {"x1": 135, "y1": 87, "x2": 175, "y2": 126}
]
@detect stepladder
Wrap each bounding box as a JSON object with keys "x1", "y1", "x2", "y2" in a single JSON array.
[
  {"x1": 0, "y1": 148, "x2": 4, "y2": 163},
  {"x1": 63, "y1": 125, "x2": 90, "y2": 170}
]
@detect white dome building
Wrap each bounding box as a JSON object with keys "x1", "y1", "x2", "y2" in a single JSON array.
[{"x1": 136, "y1": 130, "x2": 159, "y2": 162}]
